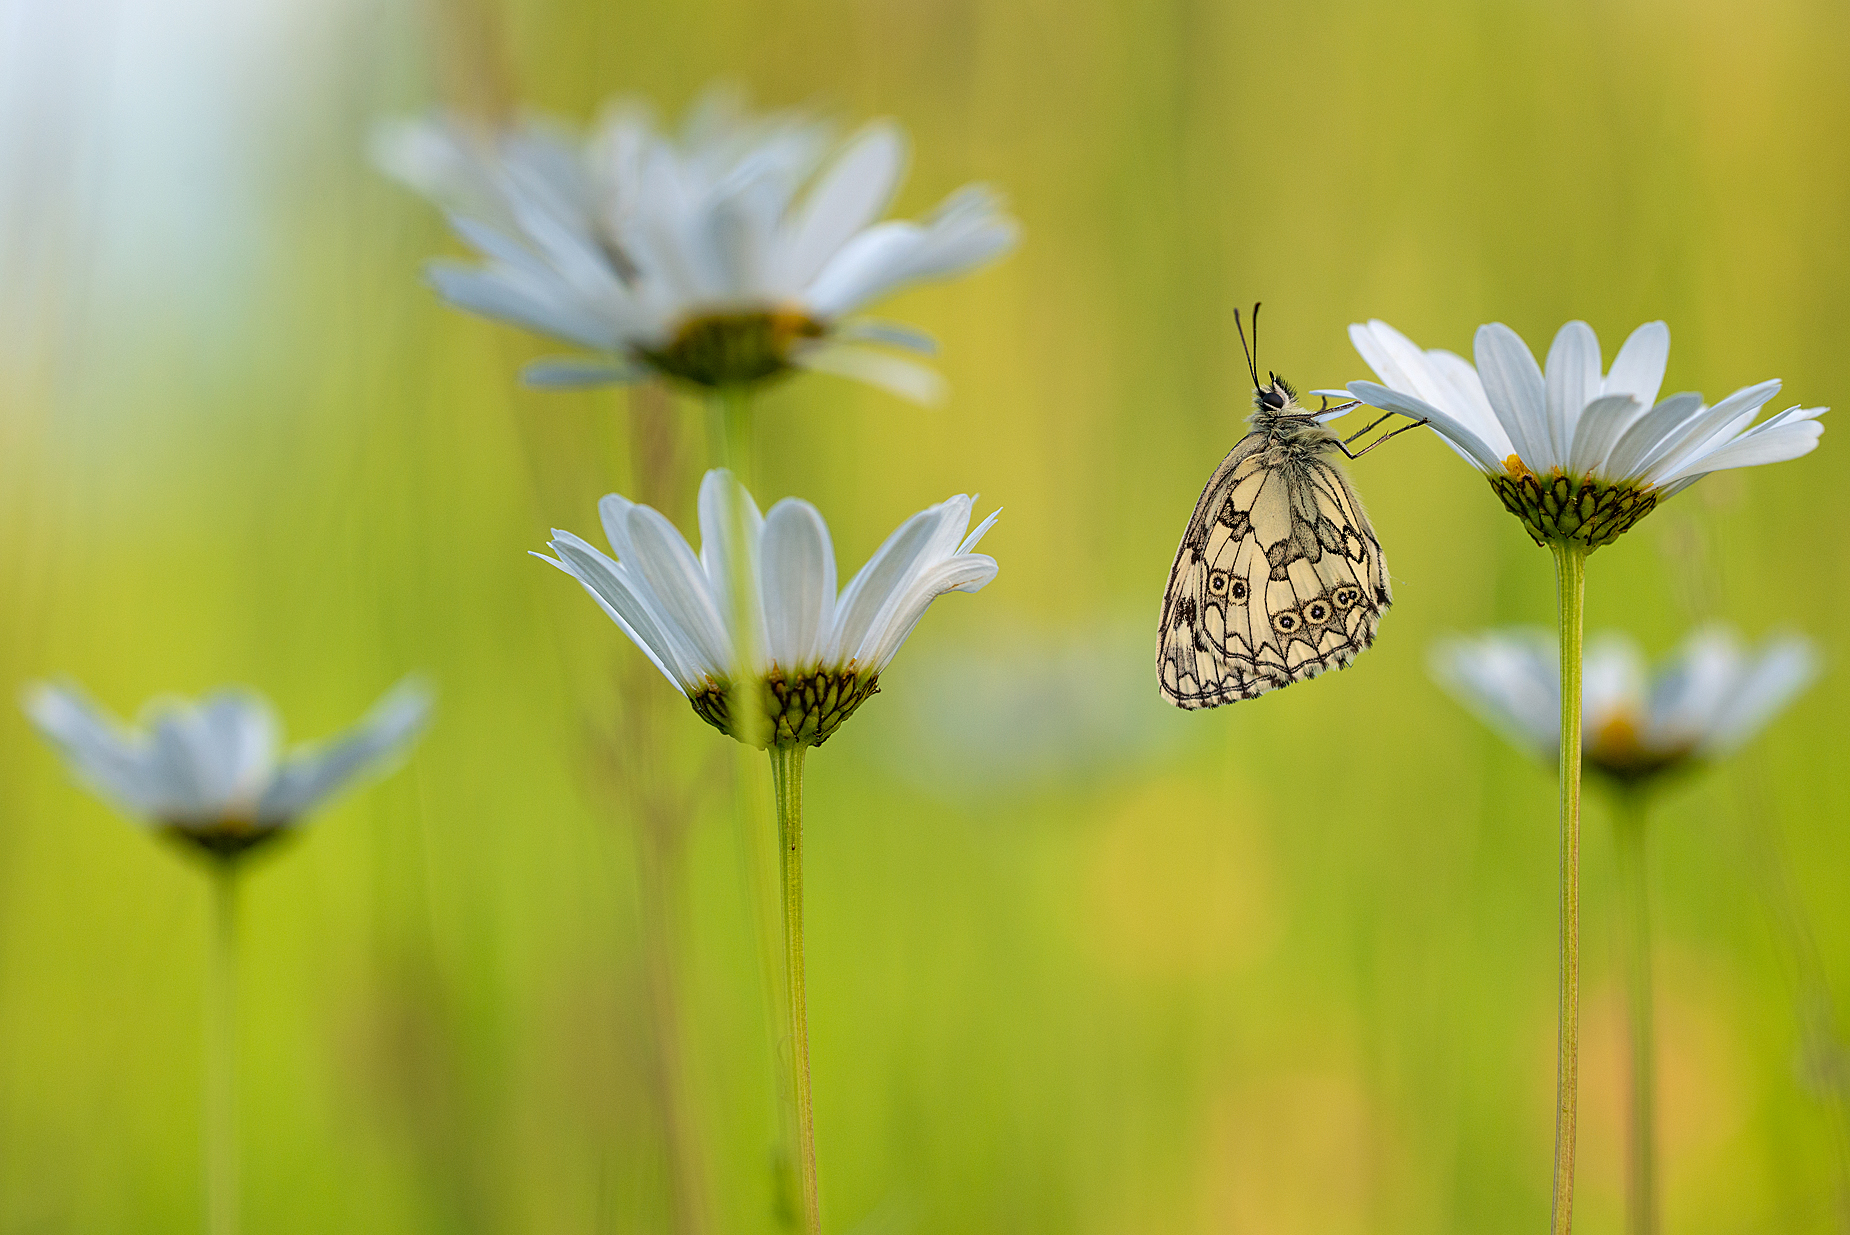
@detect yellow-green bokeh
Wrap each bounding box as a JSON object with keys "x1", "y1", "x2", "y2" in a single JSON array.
[{"x1": 0, "y1": 0, "x2": 1846, "y2": 1231}]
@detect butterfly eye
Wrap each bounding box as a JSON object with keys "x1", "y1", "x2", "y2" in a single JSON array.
[
  {"x1": 1230, "y1": 578, "x2": 1248, "y2": 602},
  {"x1": 1306, "y1": 601, "x2": 1331, "y2": 623},
  {"x1": 1334, "y1": 587, "x2": 1359, "y2": 608},
  {"x1": 1260, "y1": 387, "x2": 1286, "y2": 410},
  {"x1": 1274, "y1": 611, "x2": 1299, "y2": 633},
  {"x1": 1208, "y1": 571, "x2": 1228, "y2": 595}
]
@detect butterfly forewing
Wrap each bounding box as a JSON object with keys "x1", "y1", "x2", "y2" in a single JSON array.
[{"x1": 1157, "y1": 430, "x2": 1391, "y2": 708}]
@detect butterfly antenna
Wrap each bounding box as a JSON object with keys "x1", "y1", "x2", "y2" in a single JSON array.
[
  {"x1": 1251, "y1": 302, "x2": 1262, "y2": 381},
  {"x1": 1234, "y1": 305, "x2": 1261, "y2": 392}
]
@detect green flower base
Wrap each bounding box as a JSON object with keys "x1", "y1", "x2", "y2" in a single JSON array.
[
  {"x1": 1489, "y1": 471, "x2": 1658, "y2": 552},
  {"x1": 164, "y1": 820, "x2": 288, "y2": 862},
  {"x1": 641, "y1": 309, "x2": 825, "y2": 389},
  {"x1": 691, "y1": 667, "x2": 881, "y2": 750}
]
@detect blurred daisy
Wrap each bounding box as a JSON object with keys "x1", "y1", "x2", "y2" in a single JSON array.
[
  {"x1": 538, "y1": 469, "x2": 999, "y2": 748},
  {"x1": 376, "y1": 86, "x2": 1018, "y2": 404},
  {"x1": 1337, "y1": 319, "x2": 1826, "y2": 550},
  {"x1": 1432, "y1": 626, "x2": 1817, "y2": 786},
  {"x1": 1433, "y1": 622, "x2": 1817, "y2": 1234},
  {"x1": 24, "y1": 678, "x2": 432, "y2": 859}
]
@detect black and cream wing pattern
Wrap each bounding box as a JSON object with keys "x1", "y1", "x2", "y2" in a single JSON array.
[{"x1": 1156, "y1": 437, "x2": 1392, "y2": 708}]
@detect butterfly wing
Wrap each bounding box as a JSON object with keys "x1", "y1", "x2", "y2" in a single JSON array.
[{"x1": 1157, "y1": 442, "x2": 1391, "y2": 708}]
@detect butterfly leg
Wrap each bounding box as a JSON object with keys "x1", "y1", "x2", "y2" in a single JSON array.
[{"x1": 1333, "y1": 416, "x2": 1431, "y2": 460}]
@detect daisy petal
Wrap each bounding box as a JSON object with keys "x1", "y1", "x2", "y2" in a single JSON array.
[
  {"x1": 761, "y1": 499, "x2": 837, "y2": 670},
  {"x1": 1544, "y1": 321, "x2": 1602, "y2": 465},
  {"x1": 1475, "y1": 323, "x2": 1554, "y2": 472},
  {"x1": 1566, "y1": 394, "x2": 1642, "y2": 477},
  {"x1": 1346, "y1": 382, "x2": 1503, "y2": 472},
  {"x1": 794, "y1": 343, "x2": 946, "y2": 405},
  {"x1": 771, "y1": 121, "x2": 907, "y2": 293},
  {"x1": 1602, "y1": 321, "x2": 1669, "y2": 410},
  {"x1": 258, "y1": 680, "x2": 433, "y2": 823}
]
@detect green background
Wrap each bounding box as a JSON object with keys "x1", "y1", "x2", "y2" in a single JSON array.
[{"x1": 0, "y1": 0, "x2": 1845, "y2": 1230}]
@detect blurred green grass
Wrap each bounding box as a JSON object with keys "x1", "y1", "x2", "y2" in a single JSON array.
[{"x1": 1, "y1": 0, "x2": 1848, "y2": 1231}]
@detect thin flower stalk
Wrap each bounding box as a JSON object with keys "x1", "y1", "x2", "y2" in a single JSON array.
[
  {"x1": 1550, "y1": 541, "x2": 1587, "y2": 1235},
  {"x1": 1612, "y1": 789, "x2": 1656, "y2": 1235},
  {"x1": 206, "y1": 862, "x2": 240, "y2": 1235},
  {"x1": 770, "y1": 744, "x2": 819, "y2": 1233}
]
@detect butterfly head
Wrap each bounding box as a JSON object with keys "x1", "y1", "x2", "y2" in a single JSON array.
[{"x1": 1254, "y1": 372, "x2": 1301, "y2": 415}]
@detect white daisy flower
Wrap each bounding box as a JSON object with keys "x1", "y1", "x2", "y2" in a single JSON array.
[
  {"x1": 375, "y1": 86, "x2": 1019, "y2": 404},
  {"x1": 23, "y1": 679, "x2": 432, "y2": 858},
  {"x1": 538, "y1": 469, "x2": 1000, "y2": 748},
  {"x1": 1334, "y1": 319, "x2": 1827, "y2": 549},
  {"x1": 1432, "y1": 627, "x2": 1817, "y2": 784}
]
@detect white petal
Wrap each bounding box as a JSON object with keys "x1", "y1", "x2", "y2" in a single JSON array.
[
  {"x1": 804, "y1": 186, "x2": 1017, "y2": 319},
  {"x1": 147, "y1": 709, "x2": 225, "y2": 819},
  {"x1": 760, "y1": 499, "x2": 837, "y2": 670},
  {"x1": 803, "y1": 222, "x2": 921, "y2": 319},
  {"x1": 694, "y1": 470, "x2": 766, "y2": 673},
  {"x1": 1565, "y1": 393, "x2": 1642, "y2": 476},
  {"x1": 258, "y1": 679, "x2": 433, "y2": 822},
  {"x1": 522, "y1": 357, "x2": 645, "y2": 388},
  {"x1": 1429, "y1": 631, "x2": 1560, "y2": 758},
  {"x1": 539, "y1": 537, "x2": 699, "y2": 690},
  {"x1": 1701, "y1": 635, "x2": 1819, "y2": 756},
  {"x1": 1544, "y1": 321, "x2": 1602, "y2": 465},
  {"x1": 855, "y1": 553, "x2": 999, "y2": 673},
  {"x1": 1424, "y1": 349, "x2": 1510, "y2": 451},
  {"x1": 194, "y1": 691, "x2": 282, "y2": 809},
  {"x1": 958, "y1": 505, "x2": 1002, "y2": 554},
  {"x1": 794, "y1": 343, "x2": 946, "y2": 405},
  {"x1": 1644, "y1": 629, "x2": 1740, "y2": 751},
  {"x1": 827, "y1": 498, "x2": 969, "y2": 664},
  {"x1": 834, "y1": 318, "x2": 939, "y2": 355},
  {"x1": 1653, "y1": 419, "x2": 1824, "y2": 489},
  {"x1": 20, "y1": 683, "x2": 165, "y2": 819},
  {"x1": 624, "y1": 502, "x2": 735, "y2": 675},
  {"x1": 770, "y1": 122, "x2": 907, "y2": 294},
  {"x1": 1603, "y1": 392, "x2": 1706, "y2": 480},
  {"x1": 1345, "y1": 382, "x2": 1502, "y2": 472},
  {"x1": 1474, "y1": 323, "x2": 1555, "y2": 472},
  {"x1": 1602, "y1": 321, "x2": 1669, "y2": 410},
  {"x1": 1634, "y1": 379, "x2": 1781, "y2": 484},
  {"x1": 427, "y1": 263, "x2": 619, "y2": 352}
]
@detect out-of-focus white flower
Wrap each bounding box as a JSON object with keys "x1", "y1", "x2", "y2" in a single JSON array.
[
  {"x1": 23, "y1": 678, "x2": 432, "y2": 857},
  {"x1": 538, "y1": 469, "x2": 1000, "y2": 748},
  {"x1": 1432, "y1": 627, "x2": 1817, "y2": 784},
  {"x1": 375, "y1": 86, "x2": 1018, "y2": 404},
  {"x1": 1332, "y1": 319, "x2": 1826, "y2": 550}
]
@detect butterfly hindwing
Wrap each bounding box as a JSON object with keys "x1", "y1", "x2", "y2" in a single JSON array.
[{"x1": 1157, "y1": 439, "x2": 1391, "y2": 708}]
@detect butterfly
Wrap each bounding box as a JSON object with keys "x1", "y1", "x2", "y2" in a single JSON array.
[{"x1": 1156, "y1": 305, "x2": 1426, "y2": 708}]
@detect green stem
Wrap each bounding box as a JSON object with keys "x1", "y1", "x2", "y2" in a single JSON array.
[
  {"x1": 1613, "y1": 790, "x2": 1656, "y2": 1235},
  {"x1": 206, "y1": 861, "x2": 241, "y2": 1235},
  {"x1": 1549, "y1": 540, "x2": 1587, "y2": 1235},
  {"x1": 769, "y1": 744, "x2": 821, "y2": 1235},
  {"x1": 706, "y1": 384, "x2": 757, "y2": 493},
  {"x1": 705, "y1": 384, "x2": 794, "y2": 1221}
]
